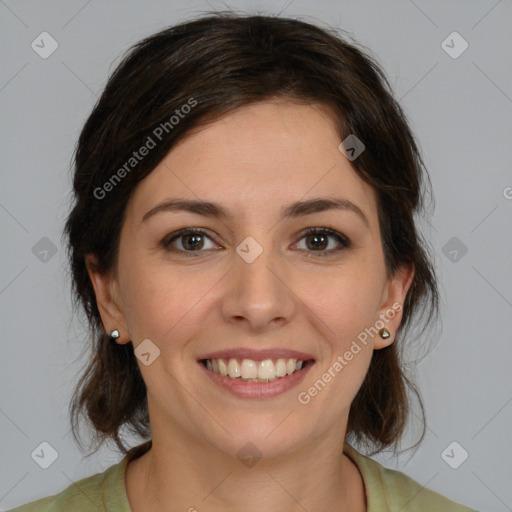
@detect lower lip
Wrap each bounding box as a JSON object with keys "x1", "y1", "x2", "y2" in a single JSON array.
[{"x1": 199, "y1": 360, "x2": 314, "y2": 399}]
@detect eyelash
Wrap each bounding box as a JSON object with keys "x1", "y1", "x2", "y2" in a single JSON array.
[{"x1": 161, "y1": 227, "x2": 351, "y2": 258}]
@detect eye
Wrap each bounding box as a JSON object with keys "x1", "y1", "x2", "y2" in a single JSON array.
[
  {"x1": 161, "y1": 228, "x2": 220, "y2": 256},
  {"x1": 294, "y1": 227, "x2": 351, "y2": 257},
  {"x1": 161, "y1": 227, "x2": 351, "y2": 258}
]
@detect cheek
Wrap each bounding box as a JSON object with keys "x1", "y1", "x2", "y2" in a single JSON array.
[
  {"x1": 118, "y1": 255, "x2": 219, "y2": 346},
  {"x1": 298, "y1": 277, "x2": 378, "y2": 412},
  {"x1": 301, "y1": 263, "x2": 385, "y2": 341}
]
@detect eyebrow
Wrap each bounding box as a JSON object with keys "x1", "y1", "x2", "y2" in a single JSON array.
[{"x1": 141, "y1": 197, "x2": 370, "y2": 228}]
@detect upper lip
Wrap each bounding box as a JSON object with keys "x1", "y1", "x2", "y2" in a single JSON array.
[{"x1": 199, "y1": 348, "x2": 315, "y2": 361}]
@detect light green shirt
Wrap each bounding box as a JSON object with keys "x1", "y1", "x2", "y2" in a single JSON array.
[{"x1": 8, "y1": 441, "x2": 477, "y2": 511}]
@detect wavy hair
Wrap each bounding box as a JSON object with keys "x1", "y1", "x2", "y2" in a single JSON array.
[{"x1": 64, "y1": 11, "x2": 439, "y2": 457}]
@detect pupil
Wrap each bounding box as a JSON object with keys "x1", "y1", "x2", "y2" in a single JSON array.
[
  {"x1": 184, "y1": 234, "x2": 203, "y2": 250},
  {"x1": 308, "y1": 234, "x2": 327, "y2": 250}
]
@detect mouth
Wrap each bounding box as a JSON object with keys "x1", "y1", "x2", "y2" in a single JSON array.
[
  {"x1": 199, "y1": 357, "x2": 314, "y2": 382},
  {"x1": 197, "y1": 350, "x2": 315, "y2": 399}
]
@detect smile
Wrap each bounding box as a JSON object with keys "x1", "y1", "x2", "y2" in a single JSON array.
[
  {"x1": 198, "y1": 350, "x2": 315, "y2": 399},
  {"x1": 202, "y1": 357, "x2": 307, "y2": 382}
]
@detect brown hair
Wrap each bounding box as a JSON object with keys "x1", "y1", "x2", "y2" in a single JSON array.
[{"x1": 65, "y1": 11, "x2": 438, "y2": 457}]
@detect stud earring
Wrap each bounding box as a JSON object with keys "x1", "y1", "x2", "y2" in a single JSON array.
[
  {"x1": 110, "y1": 329, "x2": 120, "y2": 339},
  {"x1": 379, "y1": 328, "x2": 391, "y2": 339}
]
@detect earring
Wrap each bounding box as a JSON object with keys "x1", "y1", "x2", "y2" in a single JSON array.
[
  {"x1": 110, "y1": 329, "x2": 120, "y2": 339},
  {"x1": 379, "y1": 328, "x2": 391, "y2": 339}
]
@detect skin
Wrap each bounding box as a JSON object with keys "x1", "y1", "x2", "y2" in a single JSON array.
[{"x1": 87, "y1": 99, "x2": 414, "y2": 512}]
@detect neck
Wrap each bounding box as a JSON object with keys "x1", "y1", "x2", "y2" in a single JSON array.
[{"x1": 126, "y1": 422, "x2": 366, "y2": 512}]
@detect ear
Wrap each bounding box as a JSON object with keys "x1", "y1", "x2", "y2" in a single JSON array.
[
  {"x1": 373, "y1": 263, "x2": 415, "y2": 350},
  {"x1": 85, "y1": 254, "x2": 130, "y2": 344}
]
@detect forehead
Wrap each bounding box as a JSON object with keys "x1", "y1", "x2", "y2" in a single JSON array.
[{"x1": 126, "y1": 100, "x2": 379, "y2": 227}]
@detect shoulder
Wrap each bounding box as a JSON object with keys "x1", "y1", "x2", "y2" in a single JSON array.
[
  {"x1": 7, "y1": 457, "x2": 130, "y2": 512},
  {"x1": 344, "y1": 443, "x2": 478, "y2": 512},
  {"x1": 8, "y1": 441, "x2": 151, "y2": 512}
]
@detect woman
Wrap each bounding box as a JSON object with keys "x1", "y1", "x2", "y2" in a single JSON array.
[{"x1": 10, "y1": 11, "x2": 477, "y2": 512}]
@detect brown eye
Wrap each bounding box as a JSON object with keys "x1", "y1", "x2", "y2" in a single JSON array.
[
  {"x1": 296, "y1": 228, "x2": 351, "y2": 256},
  {"x1": 305, "y1": 232, "x2": 328, "y2": 250},
  {"x1": 181, "y1": 233, "x2": 205, "y2": 250},
  {"x1": 161, "y1": 229, "x2": 220, "y2": 256}
]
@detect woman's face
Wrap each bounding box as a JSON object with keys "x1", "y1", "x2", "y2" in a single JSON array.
[{"x1": 88, "y1": 99, "x2": 413, "y2": 459}]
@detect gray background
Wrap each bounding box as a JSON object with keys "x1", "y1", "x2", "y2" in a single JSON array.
[{"x1": 1, "y1": 1, "x2": 511, "y2": 511}]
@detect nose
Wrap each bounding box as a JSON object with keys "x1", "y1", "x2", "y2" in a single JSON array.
[{"x1": 221, "y1": 240, "x2": 296, "y2": 333}]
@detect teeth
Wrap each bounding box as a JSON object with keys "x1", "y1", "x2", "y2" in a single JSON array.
[
  {"x1": 227, "y1": 358, "x2": 241, "y2": 378},
  {"x1": 258, "y1": 359, "x2": 275, "y2": 380},
  {"x1": 275, "y1": 358, "x2": 287, "y2": 377},
  {"x1": 241, "y1": 359, "x2": 258, "y2": 379},
  {"x1": 218, "y1": 359, "x2": 228, "y2": 376},
  {"x1": 205, "y1": 357, "x2": 308, "y2": 381}
]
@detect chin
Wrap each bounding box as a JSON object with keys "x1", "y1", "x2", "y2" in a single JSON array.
[{"x1": 196, "y1": 410, "x2": 312, "y2": 463}]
